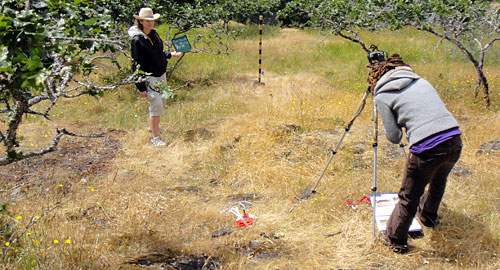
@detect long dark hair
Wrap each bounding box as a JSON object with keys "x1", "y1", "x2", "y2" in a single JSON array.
[
  {"x1": 368, "y1": 53, "x2": 411, "y2": 89},
  {"x1": 134, "y1": 19, "x2": 143, "y2": 31}
]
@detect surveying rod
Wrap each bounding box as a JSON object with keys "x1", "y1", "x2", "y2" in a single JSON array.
[
  {"x1": 371, "y1": 99, "x2": 379, "y2": 243},
  {"x1": 258, "y1": 15, "x2": 263, "y2": 84}
]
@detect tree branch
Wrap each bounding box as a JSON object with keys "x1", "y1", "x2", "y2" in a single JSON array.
[
  {"x1": 171, "y1": 81, "x2": 192, "y2": 92},
  {"x1": 71, "y1": 71, "x2": 144, "y2": 93},
  {"x1": 424, "y1": 28, "x2": 490, "y2": 107},
  {"x1": 484, "y1": 37, "x2": 500, "y2": 51},
  {"x1": 338, "y1": 30, "x2": 369, "y2": 53},
  {"x1": 25, "y1": 109, "x2": 50, "y2": 119},
  {"x1": 0, "y1": 128, "x2": 106, "y2": 166},
  {"x1": 48, "y1": 36, "x2": 125, "y2": 46},
  {"x1": 23, "y1": 0, "x2": 30, "y2": 12},
  {"x1": 0, "y1": 131, "x2": 5, "y2": 145}
]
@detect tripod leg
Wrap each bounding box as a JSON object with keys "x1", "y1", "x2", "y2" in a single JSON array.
[
  {"x1": 399, "y1": 142, "x2": 408, "y2": 160},
  {"x1": 312, "y1": 87, "x2": 371, "y2": 192},
  {"x1": 299, "y1": 87, "x2": 372, "y2": 200},
  {"x1": 372, "y1": 102, "x2": 379, "y2": 243}
]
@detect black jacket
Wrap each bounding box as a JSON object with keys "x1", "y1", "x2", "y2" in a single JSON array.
[{"x1": 129, "y1": 27, "x2": 171, "y2": 92}]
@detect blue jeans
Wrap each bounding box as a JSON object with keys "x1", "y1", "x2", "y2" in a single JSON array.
[{"x1": 386, "y1": 135, "x2": 462, "y2": 244}]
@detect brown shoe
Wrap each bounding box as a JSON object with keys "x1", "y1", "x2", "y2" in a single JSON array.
[{"x1": 380, "y1": 233, "x2": 408, "y2": 254}]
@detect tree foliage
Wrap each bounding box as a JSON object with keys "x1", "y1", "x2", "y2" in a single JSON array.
[
  {"x1": 393, "y1": 0, "x2": 499, "y2": 107},
  {"x1": 307, "y1": 0, "x2": 499, "y2": 107},
  {"x1": 305, "y1": 0, "x2": 394, "y2": 54},
  {"x1": 0, "y1": 0, "x2": 266, "y2": 165},
  {"x1": 278, "y1": 0, "x2": 315, "y2": 28},
  {"x1": 0, "y1": 0, "x2": 141, "y2": 165}
]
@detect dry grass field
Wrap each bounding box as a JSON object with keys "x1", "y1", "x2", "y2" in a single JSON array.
[{"x1": 1, "y1": 26, "x2": 500, "y2": 269}]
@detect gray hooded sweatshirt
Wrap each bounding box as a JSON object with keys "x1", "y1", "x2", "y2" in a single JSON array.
[{"x1": 374, "y1": 67, "x2": 459, "y2": 147}]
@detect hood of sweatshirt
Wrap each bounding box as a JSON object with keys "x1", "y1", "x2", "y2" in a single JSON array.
[
  {"x1": 374, "y1": 67, "x2": 421, "y2": 95},
  {"x1": 127, "y1": 25, "x2": 146, "y2": 39}
]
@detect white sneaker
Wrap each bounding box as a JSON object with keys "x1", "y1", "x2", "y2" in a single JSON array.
[{"x1": 151, "y1": 136, "x2": 166, "y2": 147}]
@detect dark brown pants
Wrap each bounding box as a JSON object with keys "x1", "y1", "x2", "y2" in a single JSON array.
[{"x1": 386, "y1": 135, "x2": 462, "y2": 245}]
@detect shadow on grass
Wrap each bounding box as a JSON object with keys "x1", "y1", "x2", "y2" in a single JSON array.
[{"x1": 426, "y1": 207, "x2": 499, "y2": 266}]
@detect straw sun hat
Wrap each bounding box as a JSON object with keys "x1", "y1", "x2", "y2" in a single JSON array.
[{"x1": 133, "y1": 8, "x2": 160, "y2": 21}]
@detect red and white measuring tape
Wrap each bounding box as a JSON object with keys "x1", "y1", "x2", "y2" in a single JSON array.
[{"x1": 345, "y1": 196, "x2": 371, "y2": 210}]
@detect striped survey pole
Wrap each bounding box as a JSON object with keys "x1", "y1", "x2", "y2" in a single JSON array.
[{"x1": 258, "y1": 15, "x2": 264, "y2": 85}]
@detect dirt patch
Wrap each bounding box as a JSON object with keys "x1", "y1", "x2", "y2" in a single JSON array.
[
  {"x1": 235, "y1": 232, "x2": 287, "y2": 259},
  {"x1": 227, "y1": 193, "x2": 264, "y2": 202},
  {"x1": 184, "y1": 128, "x2": 214, "y2": 142},
  {"x1": 476, "y1": 139, "x2": 500, "y2": 155},
  {"x1": 0, "y1": 130, "x2": 124, "y2": 202},
  {"x1": 125, "y1": 251, "x2": 221, "y2": 269},
  {"x1": 271, "y1": 123, "x2": 301, "y2": 139}
]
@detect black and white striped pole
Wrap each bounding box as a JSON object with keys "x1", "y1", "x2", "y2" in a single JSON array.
[{"x1": 257, "y1": 15, "x2": 264, "y2": 85}]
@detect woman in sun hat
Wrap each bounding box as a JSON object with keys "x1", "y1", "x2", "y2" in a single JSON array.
[
  {"x1": 128, "y1": 7, "x2": 181, "y2": 147},
  {"x1": 368, "y1": 53, "x2": 462, "y2": 254}
]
